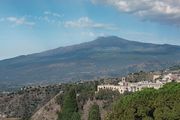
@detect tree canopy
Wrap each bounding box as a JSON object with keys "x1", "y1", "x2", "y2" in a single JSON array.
[
  {"x1": 106, "y1": 83, "x2": 180, "y2": 120},
  {"x1": 58, "y1": 88, "x2": 80, "y2": 120},
  {"x1": 88, "y1": 104, "x2": 101, "y2": 120}
]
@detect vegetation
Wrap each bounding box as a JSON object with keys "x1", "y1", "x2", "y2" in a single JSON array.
[
  {"x1": 1, "y1": 65, "x2": 180, "y2": 120},
  {"x1": 169, "y1": 65, "x2": 180, "y2": 70},
  {"x1": 0, "y1": 85, "x2": 62, "y2": 119},
  {"x1": 77, "y1": 81, "x2": 99, "y2": 111},
  {"x1": 88, "y1": 104, "x2": 101, "y2": 120},
  {"x1": 95, "y1": 89, "x2": 120, "y2": 101},
  {"x1": 106, "y1": 82, "x2": 180, "y2": 120},
  {"x1": 58, "y1": 88, "x2": 80, "y2": 120},
  {"x1": 56, "y1": 81, "x2": 99, "y2": 120},
  {"x1": 126, "y1": 71, "x2": 153, "y2": 82}
]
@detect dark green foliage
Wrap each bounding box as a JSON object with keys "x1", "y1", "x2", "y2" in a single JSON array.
[
  {"x1": 58, "y1": 88, "x2": 80, "y2": 120},
  {"x1": 56, "y1": 81, "x2": 98, "y2": 110},
  {"x1": 75, "y1": 81, "x2": 97, "y2": 110},
  {"x1": 127, "y1": 71, "x2": 153, "y2": 82},
  {"x1": 71, "y1": 112, "x2": 81, "y2": 120},
  {"x1": 95, "y1": 89, "x2": 120, "y2": 101},
  {"x1": 76, "y1": 81, "x2": 97, "y2": 99},
  {"x1": 169, "y1": 65, "x2": 180, "y2": 70},
  {"x1": 106, "y1": 83, "x2": 180, "y2": 120},
  {"x1": 95, "y1": 89, "x2": 122, "y2": 109},
  {"x1": 88, "y1": 104, "x2": 101, "y2": 120}
]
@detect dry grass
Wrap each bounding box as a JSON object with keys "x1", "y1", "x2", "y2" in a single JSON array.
[{"x1": 31, "y1": 93, "x2": 61, "y2": 120}]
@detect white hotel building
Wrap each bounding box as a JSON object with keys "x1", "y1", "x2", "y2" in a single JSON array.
[{"x1": 97, "y1": 77, "x2": 163, "y2": 94}]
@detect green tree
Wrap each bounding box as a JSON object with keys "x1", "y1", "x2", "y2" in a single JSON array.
[
  {"x1": 88, "y1": 104, "x2": 101, "y2": 120},
  {"x1": 106, "y1": 83, "x2": 180, "y2": 120},
  {"x1": 58, "y1": 88, "x2": 80, "y2": 120},
  {"x1": 71, "y1": 112, "x2": 81, "y2": 120}
]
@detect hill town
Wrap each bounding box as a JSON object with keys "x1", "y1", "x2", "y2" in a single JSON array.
[
  {"x1": 97, "y1": 71, "x2": 180, "y2": 94},
  {"x1": 0, "y1": 66, "x2": 180, "y2": 120}
]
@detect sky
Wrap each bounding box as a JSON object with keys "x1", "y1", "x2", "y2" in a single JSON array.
[{"x1": 0, "y1": 0, "x2": 180, "y2": 60}]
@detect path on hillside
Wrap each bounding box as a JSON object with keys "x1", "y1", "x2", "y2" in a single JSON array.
[
  {"x1": 31, "y1": 93, "x2": 61, "y2": 120},
  {"x1": 81, "y1": 99, "x2": 107, "y2": 120}
]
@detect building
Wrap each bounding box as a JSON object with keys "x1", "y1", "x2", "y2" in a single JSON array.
[
  {"x1": 97, "y1": 84, "x2": 126, "y2": 94},
  {"x1": 97, "y1": 70, "x2": 180, "y2": 94},
  {"x1": 161, "y1": 72, "x2": 180, "y2": 83},
  {"x1": 153, "y1": 74, "x2": 161, "y2": 81},
  {"x1": 97, "y1": 77, "x2": 163, "y2": 94}
]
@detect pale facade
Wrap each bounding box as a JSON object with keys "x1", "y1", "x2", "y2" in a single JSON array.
[
  {"x1": 97, "y1": 85, "x2": 127, "y2": 94},
  {"x1": 97, "y1": 77, "x2": 163, "y2": 94},
  {"x1": 97, "y1": 71, "x2": 180, "y2": 94},
  {"x1": 161, "y1": 73, "x2": 180, "y2": 83},
  {"x1": 153, "y1": 74, "x2": 161, "y2": 81}
]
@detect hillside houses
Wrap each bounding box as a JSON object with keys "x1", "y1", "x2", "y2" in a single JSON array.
[
  {"x1": 97, "y1": 71, "x2": 180, "y2": 94},
  {"x1": 161, "y1": 73, "x2": 180, "y2": 82}
]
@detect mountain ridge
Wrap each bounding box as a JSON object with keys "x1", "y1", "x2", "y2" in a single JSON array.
[
  {"x1": 1, "y1": 36, "x2": 180, "y2": 61},
  {"x1": 0, "y1": 36, "x2": 180, "y2": 87}
]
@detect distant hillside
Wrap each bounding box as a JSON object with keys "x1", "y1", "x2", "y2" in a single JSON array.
[
  {"x1": 0, "y1": 36, "x2": 180, "y2": 87},
  {"x1": 31, "y1": 92, "x2": 61, "y2": 120},
  {"x1": 0, "y1": 85, "x2": 62, "y2": 119}
]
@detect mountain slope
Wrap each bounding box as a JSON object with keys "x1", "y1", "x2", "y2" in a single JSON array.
[
  {"x1": 0, "y1": 36, "x2": 180, "y2": 86},
  {"x1": 31, "y1": 92, "x2": 61, "y2": 120}
]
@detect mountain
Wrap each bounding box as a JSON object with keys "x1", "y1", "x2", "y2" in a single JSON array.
[{"x1": 0, "y1": 36, "x2": 180, "y2": 87}]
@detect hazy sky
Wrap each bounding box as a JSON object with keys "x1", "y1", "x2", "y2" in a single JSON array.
[{"x1": 0, "y1": 0, "x2": 180, "y2": 60}]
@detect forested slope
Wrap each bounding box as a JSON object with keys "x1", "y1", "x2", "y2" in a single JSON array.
[{"x1": 106, "y1": 83, "x2": 180, "y2": 120}]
